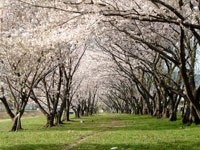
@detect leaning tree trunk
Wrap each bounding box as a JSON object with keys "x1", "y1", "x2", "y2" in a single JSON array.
[
  {"x1": 10, "y1": 97, "x2": 28, "y2": 131},
  {"x1": 179, "y1": 28, "x2": 200, "y2": 119},
  {"x1": 189, "y1": 103, "x2": 200, "y2": 125},
  {"x1": 11, "y1": 113, "x2": 22, "y2": 131},
  {"x1": 0, "y1": 96, "x2": 15, "y2": 119}
]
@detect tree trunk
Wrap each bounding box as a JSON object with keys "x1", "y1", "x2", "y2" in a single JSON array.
[
  {"x1": 77, "y1": 105, "x2": 81, "y2": 118},
  {"x1": 56, "y1": 97, "x2": 67, "y2": 125},
  {"x1": 11, "y1": 113, "x2": 22, "y2": 131},
  {"x1": 66, "y1": 103, "x2": 70, "y2": 121},
  {"x1": 81, "y1": 109, "x2": 85, "y2": 116},
  {"x1": 62, "y1": 108, "x2": 67, "y2": 121},
  {"x1": 179, "y1": 28, "x2": 200, "y2": 119},
  {"x1": 181, "y1": 100, "x2": 190, "y2": 124},
  {"x1": 86, "y1": 106, "x2": 90, "y2": 116},
  {"x1": 143, "y1": 100, "x2": 149, "y2": 115},
  {"x1": 63, "y1": 99, "x2": 71, "y2": 121},
  {"x1": 45, "y1": 114, "x2": 54, "y2": 127},
  {"x1": 189, "y1": 103, "x2": 200, "y2": 124},
  {"x1": 0, "y1": 96, "x2": 15, "y2": 119},
  {"x1": 55, "y1": 112, "x2": 64, "y2": 125},
  {"x1": 168, "y1": 99, "x2": 177, "y2": 121},
  {"x1": 169, "y1": 110, "x2": 177, "y2": 121},
  {"x1": 72, "y1": 108, "x2": 79, "y2": 118},
  {"x1": 162, "y1": 106, "x2": 169, "y2": 119},
  {"x1": 154, "y1": 93, "x2": 162, "y2": 118}
]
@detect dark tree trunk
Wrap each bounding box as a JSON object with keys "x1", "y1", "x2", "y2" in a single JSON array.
[
  {"x1": 66, "y1": 109, "x2": 70, "y2": 121},
  {"x1": 77, "y1": 105, "x2": 81, "y2": 118},
  {"x1": 66, "y1": 103, "x2": 70, "y2": 121},
  {"x1": 81, "y1": 109, "x2": 85, "y2": 116},
  {"x1": 86, "y1": 106, "x2": 90, "y2": 116},
  {"x1": 11, "y1": 114, "x2": 22, "y2": 131},
  {"x1": 0, "y1": 96, "x2": 15, "y2": 119},
  {"x1": 63, "y1": 99, "x2": 71, "y2": 121},
  {"x1": 56, "y1": 97, "x2": 67, "y2": 125},
  {"x1": 189, "y1": 104, "x2": 200, "y2": 124},
  {"x1": 55, "y1": 112, "x2": 64, "y2": 125},
  {"x1": 179, "y1": 28, "x2": 200, "y2": 119},
  {"x1": 168, "y1": 99, "x2": 177, "y2": 121},
  {"x1": 45, "y1": 114, "x2": 55, "y2": 127},
  {"x1": 169, "y1": 110, "x2": 177, "y2": 121},
  {"x1": 116, "y1": 109, "x2": 119, "y2": 113},
  {"x1": 181, "y1": 100, "x2": 190, "y2": 124},
  {"x1": 10, "y1": 97, "x2": 28, "y2": 131}
]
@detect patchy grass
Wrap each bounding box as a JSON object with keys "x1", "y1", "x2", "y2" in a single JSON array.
[
  {"x1": 70, "y1": 114, "x2": 200, "y2": 150},
  {"x1": 0, "y1": 113, "x2": 200, "y2": 150}
]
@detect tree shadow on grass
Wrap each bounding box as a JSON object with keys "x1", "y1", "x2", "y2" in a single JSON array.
[
  {"x1": 71, "y1": 141, "x2": 200, "y2": 150},
  {"x1": 15, "y1": 114, "x2": 200, "y2": 133},
  {"x1": 0, "y1": 144, "x2": 63, "y2": 150},
  {"x1": 27, "y1": 121, "x2": 193, "y2": 133},
  {"x1": 1, "y1": 140, "x2": 200, "y2": 150}
]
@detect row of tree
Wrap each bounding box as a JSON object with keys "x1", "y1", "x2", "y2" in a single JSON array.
[
  {"x1": 97, "y1": 0, "x2": 200, "y2": 125},
  {"x1": 0, "y1": 42, "x2": 99, "y2": 131},
  {"x1": 0, "y1": 0, "x2": 200, "y2": 130},
  {"x1": 0, "y1": 0, "x2": 102, "y2": 131}
]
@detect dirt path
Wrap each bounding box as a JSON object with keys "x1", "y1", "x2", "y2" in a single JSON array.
[
  {"x1": 0, "y1": 116, "x2": 40, "y2": 123},
  {"x1": 64, "y1": 116, "x2": 124, "y2": 150},
  {"x1": 65, "y1": 130, "x2": 105, "y2": 150},
  {"x1": 0, "y1": 118, "x2": 12, "y2": 123}
]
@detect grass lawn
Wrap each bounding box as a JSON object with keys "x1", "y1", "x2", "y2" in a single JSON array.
[{"x1": 0, "y1": 113, "x2": 200, "y2": 150}]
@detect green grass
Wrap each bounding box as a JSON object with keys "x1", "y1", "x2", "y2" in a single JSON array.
[{"x1": 0, "y1": 113, "x2": 200, "y2": 150}]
